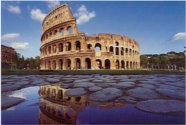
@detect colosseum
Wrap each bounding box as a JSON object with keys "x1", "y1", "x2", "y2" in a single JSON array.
[{"x1": 40, "y1": 4, "x2": 140, "y2": 70}]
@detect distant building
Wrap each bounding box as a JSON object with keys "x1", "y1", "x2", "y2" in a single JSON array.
[{"x1": 1, "y1": 45, "x2": 16, "y2": 69}]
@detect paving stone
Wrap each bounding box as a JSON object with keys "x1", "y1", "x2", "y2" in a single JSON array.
[
  {"x1": 74, "y1": 82, "x2": 95, "y2": 88},
  {"x1": 89, "y1": 88, "x2": 123, "y2": 102},
  {"x1": 46, "y1": 78, "x2": 60, "y2": 83},
  {"x1": 136, "y1": 99, "x2": 185, "y2": 113},
  {"x1": 2, "y1": 95, "x2": 25, "y2": 110},
  {"x1": 65, "y1": 88, "x2": 87, "y2": 97},
  {"x1": 88, "y1": 86, "x2": 102, "y2": 92},
  {"x1": 156, "y1": 88, "x2": 185, "y2": 100},
  {"x1": 128, "y1": 87, "x2": 160, "y2": 99}
]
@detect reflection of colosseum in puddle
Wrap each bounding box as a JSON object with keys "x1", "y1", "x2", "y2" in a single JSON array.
[
  {"x1": 39, "y1": 84, "x2": 125, "y2": 124},
  {"x1": 40, "y1": 4, "x2": 140, "y2": 70},
  {"x1": 39, "y1": 85, "x2": 88, "y2": 124}
]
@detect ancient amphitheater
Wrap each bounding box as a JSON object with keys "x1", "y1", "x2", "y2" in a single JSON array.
[{"x1": 40, "y1": 4, "x2": 140, "y2": 70}]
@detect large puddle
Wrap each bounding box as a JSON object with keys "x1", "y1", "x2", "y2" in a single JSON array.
[{"x1": 1, "y1": 75, "x2": 185, "y2": 124}]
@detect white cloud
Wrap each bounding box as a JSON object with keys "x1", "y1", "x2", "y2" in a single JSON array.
[
  {"x1": 8, "y1": 5, "x2": 21, "y2": 14},
  {"x1": 47, "y1": 0, "x2": 60, "y2": 10},
  {"x1": 2, "y1": 33, "x2": 20, "y2": 40},
  {"x1": 10, "y1": 42, "x2": 29, "y2": 50},
  {"x1": 75, "y1": 5, "x2": 96, "y2": 25},
  {"x1": 173, "y1": 32, "x2": 186, "y2": 41},
  {"x1": 30, "y1": 9, "x2": 46, "y2": 22}
]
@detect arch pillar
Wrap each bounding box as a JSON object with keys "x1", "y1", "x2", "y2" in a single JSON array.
[{"x1": 81, "y1": 57, "x2": 85, "y2": 69}]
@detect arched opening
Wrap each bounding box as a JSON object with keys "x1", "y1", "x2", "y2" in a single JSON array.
[
  {"x1": 121, "y1": 47, "x2": 124, "y2": 55},
  {"x1": 53, "y1": 45, "x2": 57, "y2": 53},
  {"x1": 87, "y1": 44, "x2": 92, "y2": 50},
  {"x1": 115, "y1": 41, "x2": 119, "y2": 46},
  {"x1": 125, "y1": 48, "x2": 128, "y2": 54},
  {"x1": 133, "y1": 62, "x2": 135, "y2": 69},
  {"x1": 57, "y1": 90, "x2": 63, "y2": 99},
  {"x1": 60, "y1": 28, "x2": 64, "y2": 36},
  {"x1": 75, "y1": 58, "x2": 81, "y2": 69},
  {"x1": 121, "y1": 60, "x2": 125, "y2": 69},
  {"x1": 116, "y1": 60, "x2": 120, "y2": 69},
  {"x1": 48, "y1": 46, "x2": 51, "y2": 54},
  {"x1": 66, "y1": 59, "x2": 71, "y2": 70},
  {"x1": 105, "y1": 59, "x2": 110, "y2": 69},
  {"x1": 66, "y1": 42, "x2": 71, "y2": 51},
  {"x1": 129, "y1": 49, "x2": 132, "y2": 55},
  {"x1": 96, "y1": 59, "x2": 102, "y2": 69},
  {"x1": 67, "y1": 26, "x2": 72, "y2": 35},
  {"x1": 54, "y1": 30, "x2": 57, "y2": 35},
  {"x1": 126, "y1": 61, "x2": 129, "y2": 69},
  {"x1": 76, "y1": 41, "x2": 81, "y2": 50},
  {"x1": 52, "y1": 60, "x2": 56, "y2": 70},
  {"x1": 85, "y1": 58, "x2": 91, "y2": 69},
  {"x1": 48, "y1": 61, "x2": 51, "y2": 70},
  {"x1": 116, "y1": 47, "x2": 119, "y2": 55},
  {"x1": 109, "y1": 46, "x2": 113, "y2": 52},
  {"x1": 59, "y1": 59, "x2": 63, "y2": 70},
  {"x1": 95, "y1": 43, "x2": 102, "y2": 51},
  {"x1": 130, "y1": 61, "x2": 133, "y2": 69},
  {"x1": 59, "y1": 43, "x2": 63, "y2": 52}
]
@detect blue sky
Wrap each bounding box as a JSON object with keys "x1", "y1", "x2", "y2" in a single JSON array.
[{"x1": 1, "y1": 1, "x2": 185, "y2": 58}]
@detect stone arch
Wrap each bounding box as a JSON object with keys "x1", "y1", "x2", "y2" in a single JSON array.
[
  {"x1": 125, "y1": 48, "x2": 128, "y2": 54},
  {"x1": 75, "y1": 58, "x2": 81, "y2": 69},
  {"x1": 121, "y1": 60, "x2": 125, "y2": 69},
  {"x1": 96, "y1": 59, "x2": 102, "y2": 69},
  {"x1": 115, "y1": 41, "x2": 119, "y2": 46},
  {"x1": 116, "y1": 47, "x2": 119, "y2": 55},
  {"x1": 57, "y1": 89, "x2": 63, "y2": 99},
  {"x1": 116, "y1": 60, "x2": 120, "y2": 69},
  {"x1": 85, "y1": 58, "x2": 91, "y2": 69},
  {"x1": 60, "y1": 28, "x2": 64, "y2": 36},
  {"x1": 52, "y1": 60, "x2": 56, "y2": 70},
  {"x1": 126, "y1": 61, "x2": 129, "y2": 69},
  {"x1": 67, "y1": 26, "x2": 72, "y2": 35},
  {"x1": 87, "y1": 44, "x2": 92, "y2": 50},
  {"x1": 59, "y1": 59, "x2": 63, "y2": 70},
  {"x1": 59, "y1": 43, "x2": 63, "y2": 52},
  {"x1": 109, "y1": 46, "x2": 113, "y2": 52},
  {"x1": 133, "y1": 62, "x2": 136, "y2": 68},
  {"x1": 121, "y1": 47, "x2": 124, "y2": 55},
  {"x1": 129, "y1": 49, "x2": 132, "y2": 55},
  {"x1": 53, "y1": 44, "x2": 57, "y2": 53},
  {"x1": 66, "y1": 42, "x2": 71, "y2": 51},
  {"x1": 105, "y1": 59, "x2": 110, "y2": 69},
  {"x1": 48, "y1": 61, "x2": 51, "y2": 69},
  {"x1": 95, "y1": 43, "x2": 102, "y2": 51},
  {"x1": 130, "y1": 61, "x2": 133, "y2": 69},
  {"x1": 54, "y1": 29, "x2": 58, "y2": 35},
  {"x1": 48, "y1": 46, "x2": 51, "y2": 54},
  {"x1": 76, "y1": 41, "x2": 81, "y2": 50},
  {"x1": 66, "y1": 59, "x2": 71, "y2": 70}
]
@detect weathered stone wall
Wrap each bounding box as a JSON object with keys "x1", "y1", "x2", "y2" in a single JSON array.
[{"x1": 40, "y1": 4, "x2": 140, "y2": 70}]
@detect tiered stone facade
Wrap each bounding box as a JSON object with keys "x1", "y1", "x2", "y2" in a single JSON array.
[
  {"x1": 1, "y1": 45, "x2": 16, "y2": 69},
  {"x1": 40, "y1": 4, "x2": 140, "y2": 70}
]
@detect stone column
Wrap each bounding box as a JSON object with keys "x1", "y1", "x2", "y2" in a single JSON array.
[
  {"x1": 81, "y1": 57, "x2": 85, "y2": 69},
  {"x1": 56, "y1": 59, "x2": 59, "y2": 70},
  {"x1": 71, "y1": 58, "x2": 75, "y2": 70},
  {"x1": 64, "y1": 27, "x2": 68, "y2": 36}
]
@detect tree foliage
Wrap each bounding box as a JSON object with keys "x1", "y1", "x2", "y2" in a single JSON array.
[{"x1": 140, "y1": 51, "x2": 185, "y2": 70}]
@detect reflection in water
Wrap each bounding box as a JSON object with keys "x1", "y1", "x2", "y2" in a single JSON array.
[
  {"x1": 38, "y1": 84, "x2": 125, "y2": 124},
  {"x1": 38, "y1": 84, "x2": 88, "y2": 124}
]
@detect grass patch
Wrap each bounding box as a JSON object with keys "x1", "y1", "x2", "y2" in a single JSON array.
[{"x1": 1, "y1": 69, "x2": 185, "y2": 75}]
